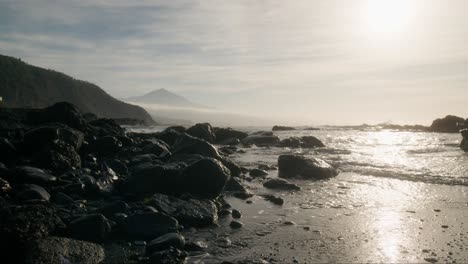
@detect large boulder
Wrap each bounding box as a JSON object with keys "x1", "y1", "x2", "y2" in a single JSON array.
[
  {"x1": 461, "y1": 129, "x2": 468, "y2": 152},
  {"x1": 148, "y1": 193, "x2": 218, "y2": 227},
  {"x1": 68, "y1": 214, "x2": 112, "y2": 242},
  {"x1": 241, "y1": 131, "x2": 280, "y2": 147},
  {"x1": 272, "y1": 126, "x2": 296, "y2": 131},
  {"x1": 16, "y1": 184, "x2": 51, "y2": 201},
  {"x1": 23, "y1": 125, "x2": 84, "y2": 151},
  {"x1": 181, "y1": 158, "x2": 230, "y2": 199},
  {"x1": 214, "y1": 128, "x2": 248, "y2": 143},
  {"x1": 88, "y1": 118, "x2": 125, "y2": 137},
  {"x1": 123, "y1": 163, "x2": 184, "y2": 197},
  {"x1": 278, "y1": 155, "x2": 338, "y2": 180},
  {"x1": 31, "y1": 141, "x2": 82, "y2": 171},
  {"x1": 186, "y1": 123, "x2": 216, "y2": 143},
  {"x1": 122, "y1": 212, "x2": 179, "y2": 240},
  {"x1": 430, "y1": 115, "x2": 465, "y2": 133},
  {"x1": 301, "y1": 136, "x2": 325, "y2": 148},
  {"x1": 141, "y1": 139, "x2": 171, "y2": 157},
  {"x1": 171, "y1": 134, "x2": 221, "y2": 160},
  {"x1": 24, "y1": 236, "x2": 105, "y2": 264},
  {"x1": 26, "y1": 102, "x2": 86, "y2": 130},
  {"x1": 11, "y1": 166, "x2": 57, "y2": 185}
]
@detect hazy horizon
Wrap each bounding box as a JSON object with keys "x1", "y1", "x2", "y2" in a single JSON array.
[{"x1": 1, "y1": 0, "x2": 467, "y2": 125}]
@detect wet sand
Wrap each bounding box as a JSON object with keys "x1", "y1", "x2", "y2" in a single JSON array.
[{"x1": 186, "y1": 172, "x2": 468, "y2": 263}]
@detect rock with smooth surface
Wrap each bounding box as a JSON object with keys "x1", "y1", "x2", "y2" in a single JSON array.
[
  {"x1": 68, "y1": 214, "x2": 112, "y2": 242},
  {"x1": 123, "y1": 212, "x2": 179, "y2": 240},
  {"x1": 263, "y1": 178, "x2": 301, "y2": 191},
  {"x1": 146, "y1": 233, "x2": 185, "y2": 255},
  {"x1": 278, "y1": 154, "x2": 338, "y2": 180}
]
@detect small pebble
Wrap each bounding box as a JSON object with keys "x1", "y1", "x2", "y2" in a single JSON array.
[
  {"x1": 230, "y1": 220, "x2": 244, "y2": 229},
  {"x1": 232, "y1": 209, "x2": 242, "y2": 219}
]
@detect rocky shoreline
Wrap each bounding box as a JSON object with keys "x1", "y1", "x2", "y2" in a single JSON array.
[{"x1": 0, "y1": 102, "x2": 334, "y2": 264}]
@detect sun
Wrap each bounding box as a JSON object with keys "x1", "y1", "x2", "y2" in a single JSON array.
[{"x1": 365, "y1": 0, "x2": 414, "y2": 34}]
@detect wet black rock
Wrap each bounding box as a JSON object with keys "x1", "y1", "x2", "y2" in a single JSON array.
[
  {"x1": 185, "y1": 240, "x2": 208, "y2": 251},
  {"x1": 241, "y1": 131, "x2": 280, "y2": 147},
  {"x1": 104, "y1": 159, "x2": 128, "y2": 176},
  {"x1": 32, "y1": 141, "x2": 82, "y2": 172},
  {"x1": 148, "y1": 193, "x2": 218, "y2": 227},
  {"x1": 263, "y1": 178, "x2": 301, "y2": 191},
  {"x1": 171, "y1": 134, "x2": 221, "y2": 160},
  {"x1": 141, "y1": 139, "x2": 171, "y2": 157},
  {"x1": 23, "y1": 124, "x2": 84, "y2": 151},
  {"x1": 430, "y1": 115, "x2": 465, "y2": 133},
  {"x1": 27, "y1": 102, "x2": 87, "y2": 130},
  {"x1": 262, "y1": 194, "x2": 284, "y2": 206},
  {"x1": 278, "y1": 154, "x2": 338, "y2": 180},
  {"x1": 232, "y1": 209, "x2": 242, "y2": 219},
  {"x1": 123, "y1": 163, "x2": 183, "y2": 197},
  {"x1": 272, "y1": 126, "x2": 296, "y2": 131},
  {"x1": 17, "y1": 184, "x2": 51, "y2": 201},
  {"x1": 278, "y1": 136, "x2": 325, "y2": 148},
  {"x1": 12, "y1": 166, "x2": 57, "y2": 185},
  {"x1": 214, "y1": 128, "x2": 248, "y2": 143},
  {"x1": 146, "y1": 233, "x2": 186, "y2": 255},
  {"x1": 224, "y1": 178, "x2": 254, "y2": 199},
  {"x1": 92, "y1": 136, "x2": 122, "y2": 156},
  {"x1": 68, "y1": 214, "x2": 112, "y2": 242},
  {"x1": 186, "y1": 123, "x2": 216, "y2": 143},
  {"x1": 258, "y1": 164, "x2": 277, "y2": 171},
  {"x1": 217, "y1": 138, "x2": 241, "y2": 146},
  {"x1": 181, "y1": 158, "x2": 230, "y2": 199},
  {"x1": 0, "y1": 177, "x2": 12, "y2": 195},
  {"x1": 249, "y1": 168, "x2": 269, "y2": 178},
  {"x1": 230, "y1": 220, "x2": 244, "y2": 229},
  {"x1": 24, "y1": 236, "x2": 105, "y2": 264},
  {"x1": 300, "y1": 136, "x2": 325, "y2": 148},
  {"x1": 122, "y1": 212, "x2": 179, "y2": 240},
  {"x1": 460, "y1": 129, "x2": 468, "y2": 152},
  {"x1": 96, "y1": 200, "x2": 129, "y2": 217},
  {"x1": 221, "y1": 158, "x2": 241, "y2": 177},
  {"x1": 0, "y1": 137, "x2": 18, "y2": 163},
  {"x1": 50, "y1": 192, "x2": 74, "y2": 205},
  {"x1": 88, "y1": 118, "x2": 126, "y2": 137},
  {"x1": 148, "y1": 247, "x2": 187, "y2": 264}
]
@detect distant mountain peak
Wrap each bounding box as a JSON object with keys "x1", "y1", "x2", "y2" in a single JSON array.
[{"x1": 125, "y1": 89, "x2": 204, "y2": 108}]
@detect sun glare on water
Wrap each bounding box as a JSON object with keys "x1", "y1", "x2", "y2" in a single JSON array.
[{"x1": 365, "y1": 0, "x2": 414, "y2": 34}]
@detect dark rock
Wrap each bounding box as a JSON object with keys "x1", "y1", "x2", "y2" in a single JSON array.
[
  {"x1": 23, "y1": 125, "x2": 84, "y2": 151},
  {"x1": 224, "y1": 178, "x2": 254, "y2": 199},
  {"x1": 263, "y1": 178, "x2": 301, "y2": 191},
  {"x1": 218, "y1": 209, "x2": 232, "y2": 217},
  {"x1": 148, "y1": 193, "x2": 218, "y2": 227},
  {"x1": 262, "y1": 194, "x2": 284, "y2": 205},
  {"x1": 32, "y1": 141, "x2": 82, "y2": 171},
  {"x1": 12, "y1": 166, "x2": 57, "y2": 185},
  {"x1": 17, "y1": 184, "x2": 50, "y2": 201},
  {"x1": 0, "y1": 137, "x2": 18, "y2": 163},
  {"x1": 0, "y1": 177, "x2": 12, "y2": 195},
  {"x1": 0, "y1": 204, "x2": 65, "y2": 262},
  {"x1": 278, "y1": 155, "x2": 338, "y2": 180},
  {"x1": 24, "y1": 236, "x2": 105, "y2": 264},
  {"x1": 165, "y1": 126, "x2": 186, "y2": 133},
  {"x1": 123, "y1": 163, "x2": 183, "y2": 197},
  {"x1": 93, "y1": 136, "x2": 122, "y2": 156},
  {"x1": 461, "y1": 129, "x2": 468, "y2": 152},
  {"x1": 155, "y1": 130, "x2": 182, "y2": 146},
  {"x1": 50, "y1": 192, "x2": 74, "y2": 205},
  {"x1": 214, "y1": 128, "x2": 248, "y2": 143},
  {"x1": 217, "y1": 138, "x2": 241, "y2": 146},
  {"x1": 230, "y1": 220, "x2": 243, "y2": 229},
  {"x1": 181, "y1": 158, "x2": 230, "y2": 199},
  {"x1": 221, "y1": 158, "x2": 241, "y2": 177},
  {"x1": 88, "y1": 118, "x2": 125, "y2": 137},
  {"x1": 249, "y1": 168, "x2": 269, "y2": 178},
  {"x1": 301, "y1": 136, "x2": 325, "y2": 148},
  {"x1": 97, "y1": 200, "x2": 129, "y2": 217},
  {"x1": 241, "y1": 131, "x2": 280, "y2": 147},
  {"x1": 231, "y1": 209, "x2": 242, "y2": 219},
  {"x1": 278, "y1": 137, "x2": 302, "y2": 148},
  {"x1": 186, "y1": 123, "x2": 216, "y2": 143},
  {"x1": 272, "y1": 126, "x2": 296, "y2": 131},
  {"x1": 258, "y1": 164, "x2": 277, "y2": 171},
  {"x1": 430, "y1": 115, "x2": 465, "y2": 133},
  {"x1": 105, "y1": 159, "x2": 128, "y2": 176},
  {"x1": 26, "y1": 102, "x2": 86, "y2": 130},
  {"x1": 130, "y1": 154, "x2": 159, "y2": 165},
  {"x1": 141, "y1": 140, "x2": 171, "y2": 158},
  {"x1": 185, "y1": 240, "x2": 208, "y2": 251},
  {"x1": 171, "y1": 134, "x2": 221, "y2": 160},
  {"x1": 146, "y1": 233, "x2": 185, "y2": 255},
  {"x1": 123, "y1": 212, "x2": 179, "y2": 240},
  {"x1": 148, "y1": 247, "x2": 187, "y2": 264},
  {"x1": 68, "y1": 214, "x2": 112, "y2": 242}
]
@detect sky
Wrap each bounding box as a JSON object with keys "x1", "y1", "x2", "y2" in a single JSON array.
[{"x1": 1, "y1": 0, "x2": 467, "y2": 125}]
